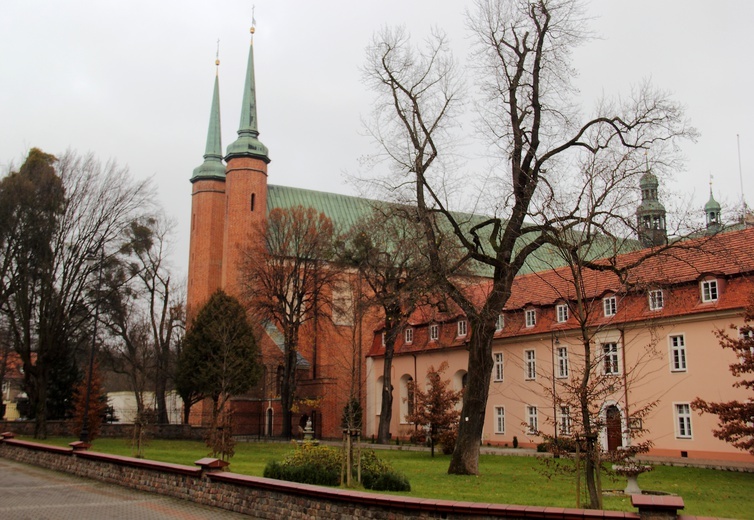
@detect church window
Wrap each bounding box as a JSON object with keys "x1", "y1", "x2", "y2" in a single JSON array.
[{"x1": 250, "y1": 193, "x2": 256, "y2": 211}]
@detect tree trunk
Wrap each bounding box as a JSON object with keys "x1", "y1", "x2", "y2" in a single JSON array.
[
  {"x1": 281, "y1": 340, "x2": 298, "y2": 439},
  {"x1": 32, "y1": 370, "x2": 48, "y2": 439},
  {"x1": 448, "y1": 318, "x2": 494, "y2": 475},
  {"x1": 154, "y1": 366, "x2": 168, "y2": 424},
  {"x1": 377, "y1": 330, "x2": 397, "y2": 444}
]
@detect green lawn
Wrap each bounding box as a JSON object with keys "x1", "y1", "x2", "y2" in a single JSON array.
[{"x1": 18, "y1": 437, "x2": 754, "y2": 519}]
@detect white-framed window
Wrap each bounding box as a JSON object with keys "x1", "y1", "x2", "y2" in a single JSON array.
[
  {"x1": 496, "y1": 314, "x2": 504, "y2": 331},
  {"x1": 1, "y1": 380, "x2": 10, "y2": 401},
  {"x1": 602, "y1": 342, "x2": 620, "y2": 375},
  {"x1": 381, "y1": 332, "x2": 386, "y2": 347},
  {"x1": 649, "y1": 289, "x2": 664, "y2": 311},
  {"x1": 429, "y1": 323, "x2": 439, "y2": 342},
  {"x1": 701, "y1": 279, "x2": 719, "y2": 302},
  {"x1": 493, "y1": 352, "x2": 504, "y2": 382},
  {"x1": 669, "y1": 334, "x2": 687, "y2": 372},
  {"x1": 557, "y1": 346, "x2": 569, "y2": 378},
  {"x1": 525, "y1": 309, "x2": 537, "y2": 328},
  {"x1": 457, "y1": 319, "x2": 468, "y2": 337},
  {"x1": 603, "y1": 296, "x2": 617, "y2": 317},
  {"x1": 559, "y1": 406, "x2": 572, "y2": 435},
  {"x1": 524, "y1": 349, "x2": 536, "y2": 380},
  {"x1": 526, "y1": 405, "x2": 538, "y2": 434},
  {"x1": 494, "y1": 406, "x2": 505, "y2": 434},
  {"x1": 404, "y1": 328, "x2": 413, "y2": 344},
  {"x1": 675, "y1": 403, "x2": 692, "y2": 439},
  {"x1": 556, "y1": 304, "x2": 569, "y2": 323}
]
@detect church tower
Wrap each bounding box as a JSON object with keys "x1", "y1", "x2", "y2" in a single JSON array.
[
  {"x1": 222, "y1": 22, "x2": 270, "y2": 296},
  {"x1": 187, "y1": 54, "x2": 226, "y2": 322},
  {"x1": 705, "y1": 188, "x2": 722, "y2": 234},
  {"x1": 636, "y1": 169, "x2": 667, "y2": 248}
]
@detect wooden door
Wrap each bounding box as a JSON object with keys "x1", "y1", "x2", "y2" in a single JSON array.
[{"x1": 606, "y1": 405, "x2": 623, "y2": 452}]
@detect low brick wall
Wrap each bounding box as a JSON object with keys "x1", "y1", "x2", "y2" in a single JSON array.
[
  {"x1": 0, "y1": 434, "x2": 688, "y2": 520},
  {"x1": 0, "y1": 420, "x2": 208, "y2": 440}
]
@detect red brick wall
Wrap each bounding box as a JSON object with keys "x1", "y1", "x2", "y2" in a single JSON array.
[
  {"x1": 222, "y1": 156, "x2": 268, "y2": 298},
  {"x1": 187, "y1": 178, "x2": 226, "y2": 322}
]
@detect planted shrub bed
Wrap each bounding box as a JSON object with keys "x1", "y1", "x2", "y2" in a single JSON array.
[{"x1": 263, "y1": 444, "x2": 410, "y2": 492}]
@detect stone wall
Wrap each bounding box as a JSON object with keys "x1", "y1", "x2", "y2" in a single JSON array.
[
  {"x1": 0, "y1": 434, "x2": 685, "y2": 520},
  {"x1": 0, "y1": 420, "x2": 208, "y2": 440}
]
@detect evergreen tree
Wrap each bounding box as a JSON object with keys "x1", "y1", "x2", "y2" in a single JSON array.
[{"x1": 178, "y1": 290, "x2": 260, "y2": 460}]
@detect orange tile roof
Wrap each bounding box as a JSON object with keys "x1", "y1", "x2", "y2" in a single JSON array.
[{"x1": 368, "y1": 227, "x2": 754, "y2": 357}]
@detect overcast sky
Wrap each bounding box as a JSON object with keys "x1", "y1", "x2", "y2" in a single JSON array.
[{"x1": 2, "y1": 1, "x2": 752, "y2": 276}]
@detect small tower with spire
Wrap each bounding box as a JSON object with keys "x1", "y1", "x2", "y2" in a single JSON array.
[
  {"x1": 187, "y1": 49, "x2": 227, "y2": 322},
  {"x1": 705, "y1": 182, "x2": 722, "y2": 234},
  {"x1": 222, "y1": 17, "x2": 270, "y2": 295},
  {"x1": 636, "y1": 166, "x2": 667, "y2": 248}
]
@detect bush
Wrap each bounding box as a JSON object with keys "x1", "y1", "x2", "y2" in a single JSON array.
[
  {"x1": 263, "y1": 460, "x2": 340, "y2": 486},
  {"x1": 362, "y1": 469, "x2": 411, "y2": 492},
  {"x1": 437, "y1": 429, "x2": 457, "y2": 455},
  {"x1": 537, "y1": 437, "x2": 580, "y2": 454},
  {"x1": 264, "y1": 445, "x2": 411, "y2": 491}
]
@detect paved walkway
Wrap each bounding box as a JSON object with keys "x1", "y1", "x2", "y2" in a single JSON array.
[{"x1": 0, "y1": 458, "x2": 253, "y2": 520}]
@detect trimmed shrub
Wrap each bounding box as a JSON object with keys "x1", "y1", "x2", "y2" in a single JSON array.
[
  {"x1": 537, "y1": 436, "x2": 580, "y2": 454},
  {"x1": 362, "y1": 469, "x2": 411, "y2": 492},
  {"x1": 264, "y1": 444, "x2": 410, "y2": 491},
  {"x1": 263, "y1": 460, "x2": 340, "y2": 486}
]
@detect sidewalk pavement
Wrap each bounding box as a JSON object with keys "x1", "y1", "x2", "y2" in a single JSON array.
[{"x1": 0, "y1": 458, "x2": 253, "y2": 520}]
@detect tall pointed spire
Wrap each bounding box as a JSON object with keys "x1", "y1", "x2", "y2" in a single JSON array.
[
  {"x1": 192, "y1": 49, "x2": 226, "y2": 181},
  {"x1": 705, "y1": 176, "x2": 722, "y2": 232},
  {"x1": 225, "y1": 19, "x2": 270, "y2": 163}
]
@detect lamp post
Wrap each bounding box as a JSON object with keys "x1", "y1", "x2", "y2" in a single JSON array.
[{"x1": 80, "y1": 248, "x2": 104, "y2": 443}]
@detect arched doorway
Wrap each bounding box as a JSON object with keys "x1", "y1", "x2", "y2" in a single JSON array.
[{"x1": 605, "y1": 405, "x2": 623, "y2": 452}]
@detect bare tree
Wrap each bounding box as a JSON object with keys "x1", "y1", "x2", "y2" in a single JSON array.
[
  {"x1": 364, "y1": 0, "x2": 692, "y2": 475},
  {"x1": 118, "y1": 216, "x2": 185, "y2": 424},
  {"x1": 338, "y1": 206, "x2": 430, "y2": 444},
  {"x1": 0, "y1": 149, "x2": 152, "y2": 438},
  {"x1": 240, "y1": 206, "x2": 338, "y2": 439}
]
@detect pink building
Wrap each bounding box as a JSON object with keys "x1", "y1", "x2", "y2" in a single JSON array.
[{"x1": 366, "y1": 226, "x2": 754, "y2": 462}]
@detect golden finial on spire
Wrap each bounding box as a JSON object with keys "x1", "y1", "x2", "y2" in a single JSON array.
[{"x1": 215, "y1": 38, "x2": 220, "y2": 67}]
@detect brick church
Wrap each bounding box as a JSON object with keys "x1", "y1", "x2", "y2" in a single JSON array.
[{"x1": 187, "y1": 24, "x2": 378, "y2": 439}]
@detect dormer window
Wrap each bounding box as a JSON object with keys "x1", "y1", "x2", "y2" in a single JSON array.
[
  {"x1": 429, "y1": 323, "x2": 439, "y2": 342},
  {"x1": 556, "y1": 304, "x2": 569, "y2": 323},
  {"x1": 404, "y1": 328, "x2": 414, "y2": 344},
  {"x1": 525, "y1": 309, "x2": 537, "y2": 328},
  {"x1": 495, "y1": 314, "x2": 504, "y2": 331},
  {"x1": 603, "y1": 296, "x2": 617, "y2": 317},
  {"x1": 701, "y1": 279, "x2": 719, "y2": 302},
  {"x1": 457, "y1": 319, "x2": 468, "y2": 337},
  {"x1": 648, "y1": 289, "x2": 664, "y2": 311}
]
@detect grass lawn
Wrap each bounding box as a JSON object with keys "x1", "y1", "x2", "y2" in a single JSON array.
[{"x1": 18, "y1": 437, "x2": 754, "y2": 518}]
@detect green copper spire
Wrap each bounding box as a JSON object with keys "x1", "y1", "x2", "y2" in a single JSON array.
[
  {"x1": 192, "y1": 57, "x2": 226, "y2": 182},
  {"x1": 225, "y1": 24, "x2": 270, "y2": 163}
]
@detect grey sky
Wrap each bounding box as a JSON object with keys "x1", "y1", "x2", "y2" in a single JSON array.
[{"x1": 2, "y1": 1, "x2": 752, "y2": 275}]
